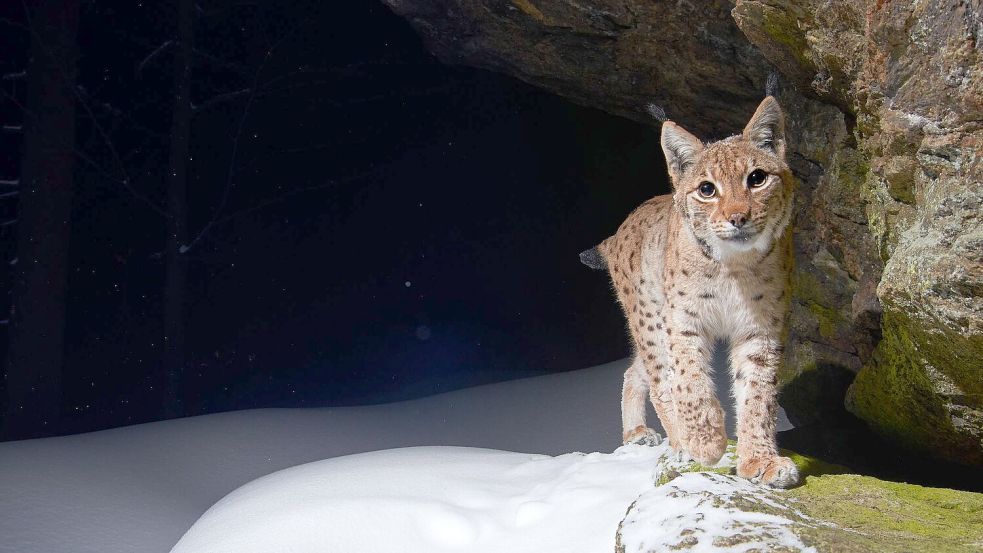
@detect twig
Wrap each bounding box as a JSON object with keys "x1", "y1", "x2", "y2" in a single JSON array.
[
  {"x1": 191, "y1": 87, "x2": 251, "y2": 112},
  {"x1": 0, "y1": 86, "x2": 167, "y2": 216},
  {"x1": 181, "y1": 170, "x2": 379, "y2": 253},
  {"x1": 136, "y1": 40, "x2": 174, "y2": 76},
  {"x1": 17, "y1": 1, "x2": 168, "y2": 217},
  {"x1": 182, "y1": 17, "x2": 313, "y2": 253}
]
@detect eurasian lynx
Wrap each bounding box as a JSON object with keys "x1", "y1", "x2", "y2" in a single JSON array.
[{"x1": 582, "y1": 97, "x2": 798, "y2": 488}]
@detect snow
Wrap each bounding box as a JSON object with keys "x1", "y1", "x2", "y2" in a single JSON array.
[
  {"x1": 0, "y1": 358, "x2": 793, "y2": 553},
  {"x1": 170, "y1": 445, "x2": 666, "y2": 553},
  {"x1": 620, "y1": 471, "x2": 816, "y2": 553}
]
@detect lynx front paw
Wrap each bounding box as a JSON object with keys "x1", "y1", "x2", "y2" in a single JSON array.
[
  {"x1": 738, "y1": 455, "x2": 800, "y2": 488},
  {"x1": 683, "y1": 427, "x2": 728, "y2": 466},
  {"x1": 623, "y1": 426, "x2": 663, "y2": 447}
]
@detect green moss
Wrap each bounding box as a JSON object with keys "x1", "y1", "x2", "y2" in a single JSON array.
[
  {"x1": 655, "y1": 443, "x2": 847, "y2": 486},
  {"x1": 781, "y1": 448, "x2": 849, "y2": 479},
  {"x1": 846, "y1": 309, "x2": 983, "y2": 465},
  {"x1": 791, "y1": 474, "x2": 983, "y2": 552},
  {"x1": 792, "y1": 271, "x2": 846, "y2": 340},
  {"x1": 510, "y1": 0, "x2": 546, "y2": 22},
  {"x1": 758, "y1": 5, "x2": 814, "y2": 71},
  {"x1": 655, "y1": 443, "x2": 740, "y2": 486},
  {"x1": 644, "y1": 444, "x2": 983, "y2": 552}
]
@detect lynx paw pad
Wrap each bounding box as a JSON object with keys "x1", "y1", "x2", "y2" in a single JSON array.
[{"x1": 738, "y1": 455, "x2": 800, "y2": 488}]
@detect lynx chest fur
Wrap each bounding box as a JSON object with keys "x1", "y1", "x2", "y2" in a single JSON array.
[{"x1": 589, "y1": 96, "x2": 799, "y2": 488}]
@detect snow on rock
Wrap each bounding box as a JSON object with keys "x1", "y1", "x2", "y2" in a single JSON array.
[
  {"x1": 616, "y1": 444, "x2": 823, "y2": 553},
  {"x1": 170, "y1": 444, "x2": 668, "y2": 553},
  {"x1": 617, "y1": 472, "x2": 817, "y2": 553},
  {"x1": 171, "y1": 441, "x2": 821, "y2": 553}
]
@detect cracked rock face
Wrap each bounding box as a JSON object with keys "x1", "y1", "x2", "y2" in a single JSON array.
[{"x1": 383, "y1": 0, "x2": 982, "y2": 466}]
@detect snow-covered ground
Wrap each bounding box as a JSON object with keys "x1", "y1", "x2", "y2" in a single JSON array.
[
  {"x1": 171, "y1": 445, "x2": 666, "y2": 553},
  {"x1": 0, "y1": 358, "x2": 791, "y2": 553}
]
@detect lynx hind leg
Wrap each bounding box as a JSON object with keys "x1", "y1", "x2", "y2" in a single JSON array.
[{"x1": 621, "y1": 359, "x2": 662, "y2": 446}]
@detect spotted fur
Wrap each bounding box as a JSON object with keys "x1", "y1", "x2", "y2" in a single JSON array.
[{"x1": 594, "y1": 97, "x2": 799, "y2": 488}]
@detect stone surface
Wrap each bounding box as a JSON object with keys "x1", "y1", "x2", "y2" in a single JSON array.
[
  {"x1": 382, "y1": 0, "x2": 983, "y2": 465},
  {"x1": 615, "y1": 442, "x2": 983, "y2": 552},
  {"x1": 733, "y1": 0, "x2": 983, "y2": 465},
  {"x1": 382, "y1": 0, "x2": 774, "y2": 137}
]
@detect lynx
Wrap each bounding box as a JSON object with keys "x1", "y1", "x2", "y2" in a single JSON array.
[{"x1": 581, "y1": 97, "x2": 798, "y2": 488}]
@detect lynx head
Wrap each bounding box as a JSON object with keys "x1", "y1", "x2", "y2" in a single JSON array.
[{"x1": 661, "y1": 97, "x2": 794, "y2": 261}]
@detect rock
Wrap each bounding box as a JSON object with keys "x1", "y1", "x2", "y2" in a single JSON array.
[
  {"x1": 615, "y1": 442, "x2": 983, "y2": 552},
  {"x1": 382, "y1": 0, "x2": 983, "y2": 465},
  {"x1": 381, "y1": 0, "x2": 774, "y2": 137},
  {"x1": 733, "y1": 0, "x2": 983, "y2": 465}
]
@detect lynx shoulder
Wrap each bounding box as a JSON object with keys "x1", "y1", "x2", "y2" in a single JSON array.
[{"x1": 586, "y1": 96, "x2": 799, "y2": 488}]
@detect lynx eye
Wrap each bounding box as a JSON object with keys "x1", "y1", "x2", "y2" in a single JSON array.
[
  {"x1": 747, "y1": 169, "x2": 767, "y2": 187},
  {"x1": 697, "y1": 181, "x2": 717, "y2": 198}
]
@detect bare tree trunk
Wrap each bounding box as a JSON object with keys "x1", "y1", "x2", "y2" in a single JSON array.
[
  {"x1": 3, "y1": 1, "x2": 81, "y2": 439},
  {"x1": 162, "y1": 0, "x2": 193, "y2": 418}
]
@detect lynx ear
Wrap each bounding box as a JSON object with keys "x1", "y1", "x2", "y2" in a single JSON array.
[
  {"x1": 743, "y1": 96, "x2": 786, "y2": 156},
  {"x1": 661, "y1": 122, "x2": 704, "y2": 183}
]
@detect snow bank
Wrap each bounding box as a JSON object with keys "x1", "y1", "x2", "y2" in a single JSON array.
[
  {"x1": 170, "y1": 445, "x2": 667, "y2": 553},
  {"x1": 0, "y1": 358, "x2": 791, "y2": 553},
  {"x1": 170, "y1": 440, "x2": 822, "y2": 553}
]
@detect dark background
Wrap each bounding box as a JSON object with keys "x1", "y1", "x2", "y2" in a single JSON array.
[{"x1": 0, "y1": 1, "x2": 669, "y2": 438}]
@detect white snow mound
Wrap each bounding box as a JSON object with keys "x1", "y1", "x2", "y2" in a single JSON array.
[{"x1": 171, "y1": 444, "x2": 667, "y2": 553}]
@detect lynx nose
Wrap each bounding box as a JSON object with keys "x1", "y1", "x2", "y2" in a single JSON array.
[{"x1": 728, "y1": 213, "x2": 748, "y2": 228}]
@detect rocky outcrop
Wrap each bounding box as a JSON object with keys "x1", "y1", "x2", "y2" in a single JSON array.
[
  {"x1": 733, "y1": 0, "x2": 983, "y2": 465},
  {"x1": 382, "y1": 0, "x2": 982, "y2": 465},
  {"x1": 381, "y1": 0, "x2": 773, "y2": 136},
  {"x1": 615, "y1": 442, "x2": 983, "y2": 552}
]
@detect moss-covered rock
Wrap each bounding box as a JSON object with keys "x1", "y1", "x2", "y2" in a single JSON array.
[
  {"x1": 616, "y1": 442, "x2": 983, "y2": 552},
  {"x1": 791, "y1": 474, "x2": 983, "y2": 552}
]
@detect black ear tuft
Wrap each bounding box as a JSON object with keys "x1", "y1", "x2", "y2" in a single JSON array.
[
  {"x1": 765, "y1": 73, "x2": 781, "y2": 98},
  {"x1": 646, "y1": 103, "x2": 668, "y2": 123}
]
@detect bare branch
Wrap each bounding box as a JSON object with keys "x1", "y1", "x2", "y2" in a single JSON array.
[
  {"x1": 191, "y1": 88, "x2": 251, "y2": 112},
  {"x1": 136, "y1": 40, "x2": 174, "y2": 76},
  {"x1": 19, "y1": 4, "x2": 166, "y2": 216},
  {"x1": 193, "y1": 48, "x2": 251, "y2": 76},
  {"x1": 180, "y1": 169, "x2": 380, "y2": 253},
  {"x1": 0, "y1": 16, "x2": 29, "y2": 33},
  {"x1": 0, "y1": 179, "x2": 19, "y2": 186},
  {"x1": 182, "y1": 17, "x2": 314, "y2": 253},
  {"x1": 0, "y1": 191, "x2": 19, "y2": 199},
  {"x1": 0, "y1": 87, "x2": 167, "y2": 216}
]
